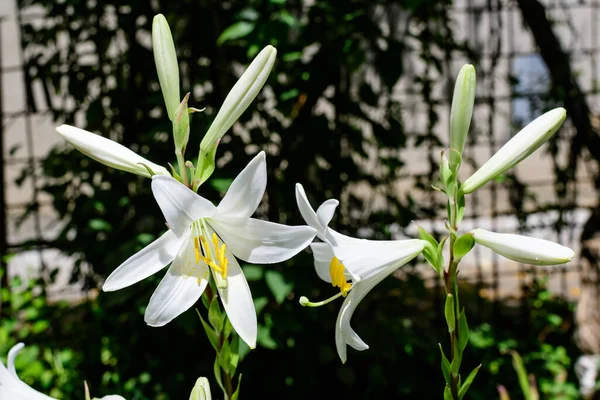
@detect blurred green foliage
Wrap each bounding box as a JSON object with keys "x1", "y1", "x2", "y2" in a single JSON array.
[{"x1": 4, "y1": 0, "x2": 583, "y2": 398}]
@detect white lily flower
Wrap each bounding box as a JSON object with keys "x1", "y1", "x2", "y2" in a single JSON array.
[
  {"x1": 103, "y1": 152, "x2": 317, "y2": 348},
  {"x1": 56, "y1": 124, "x2": 171, "y2": 178},
  {"x1": 462, "y1": 107, "x2": 566, "y2": 194},
  {"x1": 471, "y1": 228, "x2": 574, "y2": 266},
  {"x1": 0, "y1": 343, "x2": 55, "y2": 400},
  {"x1": 295, "y1": 184, "x2": 424, "y2": 363}
]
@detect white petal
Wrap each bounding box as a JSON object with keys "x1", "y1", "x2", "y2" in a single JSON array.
[
  {"x1": 310, "y1": 242, "x2": 334, "y2": 283},
  {"x1": 7, "y1": 343, "x2": 23, "y2": 377},
  {"x1": 215, "y1": 152, "x2": 267, "y2": 221},
  {"x1": 316, "y1": 199, "x2": 339, "y2": 228},
  {"x1": 102, "y1": 229, "x2": 183, "y2": 292},
  {"x1": 295, "y1": 183, "x2": 327, "y2": 239},
  {"x1": 144, "y1": 236, "x2": 210, "y2": 326},
  {"x1": 151, "y1": 176, "x2": 215, "y2": 236},
  {"x1": 216, "y1": 248, "x2": 257, "y2": 349},
  {"x1": 328, "y1": 231, "x2": 424, "y2": 280},
  {"x1": 209, "y1": 217, "x2": 316, "y2": 264},
  {"x1": 56, "y1": 125, "x2": 170, "y2": 178},
  {"x1": 472, "y1": 228, "x2": 575, "y2": 266},
  {"x1": 334, "y1": 257, "x2": 409, "y2": 363},
  {"x1": 0, "y1": 344, "x2": 56, "y2": 400}
]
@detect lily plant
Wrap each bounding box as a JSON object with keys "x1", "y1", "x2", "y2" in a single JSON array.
[{"x1": 295, "y1": 183, "x2": 424, "y2": 363}]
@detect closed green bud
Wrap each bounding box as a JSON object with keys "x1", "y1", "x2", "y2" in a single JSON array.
[
  {"x1": 463, "y1": 107, "x2": 566, "y2": 194},
  {"x1": 173, "y1": 93, "x2": 190, "y2": 152},
  {"x1": 193, "y1": 45, "x2": 277, "y2": 189},
  {"x1": 152, "y1": 14, "x2": 180, "y2": 121},
  {"x1": 189, "y1": 377, "x2": 212, "y2": 400},
  {"x1": 449, "y1": 64, "x2": 476, "y2": 168}
]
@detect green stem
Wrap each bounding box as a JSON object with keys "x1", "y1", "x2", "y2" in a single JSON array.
[
  {"x1": 444, "y1": 182, "x2": 462, "y2": 400},
  {"x1": 201, "y1": 286, "x2": 235, "y2": 400},
  {"x1": 176, "y1": 150, "x2": 189, "y2": 188}
]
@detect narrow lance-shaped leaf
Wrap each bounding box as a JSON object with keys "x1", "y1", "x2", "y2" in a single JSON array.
[
  {"x1": 445, "y1": 294, "x2": 456, "y2": 333},
  {"x1": 458, "y1": 309, "x2": 469, "y2": 352},
  {"x1": 454, "y1": 233, "x2": 475, "y2": 262},
  {"x1": 458, "y1": 365, "x2": 481, "y2": 399},
  {"x1": 209, "y1": 296, "x2": 223, "y2": 335},
  {"x1": 439, "y1": 344, "x2": 451, "y2": 385},
  {"x1": 196, "y1": 309, "x2": 219, "y2": 351}
]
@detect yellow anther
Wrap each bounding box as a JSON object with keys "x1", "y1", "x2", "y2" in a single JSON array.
[
  {"x1": 193, "y1": 237, "x2": 201, "y2": 264},
  {"x1": 195, "y1": 233, "x2": 229, "y2": 280},
  {"x1": 329, "y1": 257, "x2": 352, "y2": 296}
]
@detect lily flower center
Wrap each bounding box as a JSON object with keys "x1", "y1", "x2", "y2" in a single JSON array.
[
  {"x1": 192, "y1": 221, "x2": 228, "y2": 280},
  {"x1": 299, "y1": 256, "x2": 353, "y2": 308},
  {"x1": 329, "y1": 256, "x2": 352, "y2": 296}
]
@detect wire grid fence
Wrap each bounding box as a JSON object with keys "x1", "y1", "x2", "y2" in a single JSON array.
[{"x1": 1, "y1": 0, "x2": 599, "y2": 306}]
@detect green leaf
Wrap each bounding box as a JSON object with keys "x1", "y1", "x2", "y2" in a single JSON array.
[
  {"x1": 193, "y1": 145, "x2": 218, "y2": 190},
  {"x1": 231, "y1": 374, "x2": 243, "y2": 400},
  {"x1": 458, "y1": 309, "x2": 469, "y2": 352},
  {"x1": 265, "y1": 270, "x2": 293, "y2": 304},
  {"x1": 196, "y1": 309, "x2": 219, "y2": 351},
  {"x1": 229, "y1": 334, "x2": 240, "y2": 376},
  {"x1": 209, "y1": 296, "x2": 223, "y2": 335},
  {"x1": 417, "y1": 225, "x2": 440, "y2": 272},
  {"x1": 218, "y1": 337, "x2": 231, "y2": 374},
  {"x1": 217, "y1": 22, "x2": 255, "y2": 46},
  {"x1": 438, "y1": 344, "x2": 451, "y2": 385},
  {"x1": 510, "y1": 351, "x2": 534, "y2": 400},
  {"x1": 458, "y1": 364, "x2": 481, "y2": 399},
  {"x1": 444, "y1": 385, "x2": 453, "y2": 400},
  {"x1": 444, "y1": 294, "x2": 456, "y2": 333},
  {"x1": 453, "y1": 233, "x2": 475, "y2": 261},
  {"x1": 450, "y1": 338, "x2": 463, "y2": 375},
  {"x1": 201, "y1": 293, "x2": 210, "y2": 310},
  {"x1": 213, "y1": 356, "x2": 225, "y2": 393},
  {"x1": 418, "y1": 225, "x2": 438, "y2": 247},
  {"x1": 456, "y1": 190, "x2": 466, "y2": 226},
  {"x1": 223, "y1": 318, "x2": 234, "y2": 340}
]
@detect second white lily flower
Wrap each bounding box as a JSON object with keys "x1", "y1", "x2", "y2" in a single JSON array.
[
  {"x1": 296, "y1": 184, "x2": 424, "y2": 363},
  {"x1": 103, "y1": 152, "x2": 316, "y2": 348}
]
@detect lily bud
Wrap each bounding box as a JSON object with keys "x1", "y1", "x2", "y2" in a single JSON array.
[
  {"x1": 189, "y1": 377, "x2": 212, "y2": 400},
  {"x1": 152, "y1": 14, "x2": 180, "y2": 121},
  {"x1": 193, "y1": 45, "x2": 277, "y2": 189},
  {"x1": 173, "y1": 93, "x2": 190, "y2": 152},
  {"x1": 471, "y1": 228, "x2": 574, "y2": 266},
  {"x1": 449, "y1": 64, "x2": 476, "y2": 167},
  {"x1": 56, "y1": 124, "x2": 170, "y2": 178},
  {"x1": 463, "y1": 108, "x2": 566, "y2": 194}
]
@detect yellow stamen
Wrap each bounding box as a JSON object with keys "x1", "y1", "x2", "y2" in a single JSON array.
[
  {"x1": 194, "y1": 232, "x2": 229, "y2": 280},
  {"x1": 193, "y1": 237, "x2": 201, "y2": 264},
  {"x1": 329, "y1": 256, "x2": 352, "y2": 296}
]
